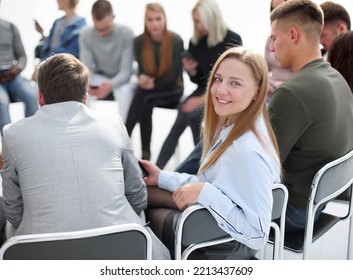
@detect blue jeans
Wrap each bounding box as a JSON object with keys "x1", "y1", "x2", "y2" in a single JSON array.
[
  {"x1": 0, "y1": 75, "x2": 38, "y2": 134},
  {"x1": 284, "y1": 202, "x2": 324, "y2": 232}
]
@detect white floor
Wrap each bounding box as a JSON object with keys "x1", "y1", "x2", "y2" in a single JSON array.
[{"x1": 1, "y1": 101, "x2": 351, "y2": 260}]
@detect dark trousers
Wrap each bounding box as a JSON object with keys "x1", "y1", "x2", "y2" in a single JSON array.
[
  {"x1": 174, "y1": 141, "x2": 202, "y2": 174},
  {"x1": 156, "y1": 102, "x2": 203, "y2": 169},
  {"x1": 0, "y1": 196, "x2": 6, "y2": 247},
  {"x1": 125, "y1": 87, "x2": 183, "y2": 153}
]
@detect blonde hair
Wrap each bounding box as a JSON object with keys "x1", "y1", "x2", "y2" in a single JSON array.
[
  {"x1": 191, "y1": 0, "x2": 228, "y2": 47},
  {"x1": 142, "y1": 3, "x2": 172, "y2": 78},
  {"x1": 199, "y1": 47, "x2": 280, "y2": 174}
]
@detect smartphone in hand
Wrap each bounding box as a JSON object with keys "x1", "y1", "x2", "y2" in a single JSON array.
[
  {"x1": 138, "y1": 161, "x2": 149, "y2": 177},
  {"x1": 0, "y1": 65, "x2": 11, "y2": 72},
  {"x1": 34, "y1": 19, "x2": 44, "y2": 34}
]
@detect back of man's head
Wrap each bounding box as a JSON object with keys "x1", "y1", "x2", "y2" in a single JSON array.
[
  {"x1": 37, "y1": 53, "x2": 88, "y2": 105},
  {"x1": 92, "y1": 0, "x2": 113, "y2": 21},
  {"x1": 320, "y1": 1, "x2": 351, "y2": 30},
  {"x1": 271, "y1": 0, "x2": 323, "y2": 39}
]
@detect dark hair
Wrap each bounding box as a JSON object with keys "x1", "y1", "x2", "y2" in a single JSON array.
[
  {"x1": 70, "y1": 0, "x2": 79, "y2": 8},
  {"x1": 329, "y1": 31, "x2": 353, "y2": 93},
  {"x1": 92, "y1": 0, "x2": 113, "y2": 21},
  {"x1": 270, "y1": 0, "x2": 323, "y2": 37},
  {"x1": 320, "y1": 1, "x2": 351, "y2": 30},
  {"x1": 37, "y1": 53, "x2": 89, "y2": 104}
]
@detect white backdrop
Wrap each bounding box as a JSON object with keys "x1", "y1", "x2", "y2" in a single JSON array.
[{"x1": 1, "y1": 0, "x2": 352, "y2": 79}]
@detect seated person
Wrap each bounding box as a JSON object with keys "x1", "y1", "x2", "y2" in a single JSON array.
[
  {"x1": 320, "y1": 1, "x2": 350, "y2": 60},
  {"x1": 0, "y1": 18, "x2": 38, "y2": 134},
  {"x1": 79, "y1": 0, "x2": 135, "y2": 123},
  {"x1": 327, "y1": 31, "x2": 353, "y2": 201},
  {"x1": 32, "y1": 0, "x2": 86, "y2": 80},
  {"x1": 328, "y1": 31, "x2": 353, "y2": 93},
  {"x1": 140, "y1": 47, "x2": 281, "y2": 259},
  {"x1": 155, "y1": 0, "x2": 242, "y2": 169},
  {"x1": 125, "y1": 3, "x2": 184, "y2": 160},
  {"x1": 1, "y1": 53, "x2": 170, "y2": 260},
  {"x1": 269, "y1": 0, "x2": 353, "y2": 231}
]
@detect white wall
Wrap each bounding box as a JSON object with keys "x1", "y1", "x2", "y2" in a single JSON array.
[{"x1": 2, "y1": 0, "x2": 352, "y2": 79}]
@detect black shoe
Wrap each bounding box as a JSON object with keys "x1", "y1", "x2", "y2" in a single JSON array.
[{"x1": 142, "y1": 150, "x2": 151, "y2": 160}]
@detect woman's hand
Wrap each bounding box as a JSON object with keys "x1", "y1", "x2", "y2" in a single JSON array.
[
  {"x1": 172, "y1": 182, "x2": 205, "y2": 210},
  {"x1": 139, "y1": 159, "x2": 160, "y2": 186},
  {"x1": 138, "y1": 74, "x2": 155, "y2": 90},
  {"x1": 88, "y1": 81, "x2": 113, "y2": 99},
  {"x1": 181, "y1": 96, "x2": 204, "y2": 113}
]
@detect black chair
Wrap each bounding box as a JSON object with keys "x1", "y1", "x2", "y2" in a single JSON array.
[
  {"x1": 0, "y1": 223, "x2": 152, "y2": 260},
  {"x1": 174, "y1": 184, "x2": 288, "y2": 260},
  {"x1": 281, "y1": 149, "x2": 353, "y2": 259}
]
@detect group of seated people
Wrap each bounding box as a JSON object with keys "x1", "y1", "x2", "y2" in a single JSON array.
[{"x1": 1, "y1": 0, "x2": 353, "y2": 260}]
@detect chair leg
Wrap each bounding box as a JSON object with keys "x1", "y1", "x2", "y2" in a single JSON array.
[
  {"x1": 271, "y1": 223, "x2": 280, "y2": 260},
  {"x1": 348, "y1": 216, "x2": 353, "y2": 260}
]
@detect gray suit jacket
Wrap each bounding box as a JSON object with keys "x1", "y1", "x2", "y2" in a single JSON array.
[{"x1": 1, "y1": 101, "x2": 170, "y2": 259}]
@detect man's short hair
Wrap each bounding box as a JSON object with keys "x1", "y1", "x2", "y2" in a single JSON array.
[
  {"x1": 37, "y1": 53, "x2": 89, "y2": 105},
  {"x1": 92, "y1": 0, "x2": 113, "y2": 21},
  {"x1": 270, "y1": 0, "x2": 324, "y2": 38},
  {"x1": 320, "y1": 1, "x2": 351, "y2": 30}
]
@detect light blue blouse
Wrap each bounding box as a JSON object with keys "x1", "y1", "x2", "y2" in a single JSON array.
[{"x1": 158, "y1": 117, "x2": 281, "y2": 250}]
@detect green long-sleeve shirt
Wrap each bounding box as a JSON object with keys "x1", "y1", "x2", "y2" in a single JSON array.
[{"x1": 269, "y1": 59, "x2": 353, "y2": 208}]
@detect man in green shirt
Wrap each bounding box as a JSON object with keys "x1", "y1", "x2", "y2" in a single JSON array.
[{"x1": 268, "y1": 0, "x2": 353, "y2": 231}]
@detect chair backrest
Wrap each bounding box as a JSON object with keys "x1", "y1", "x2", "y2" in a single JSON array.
[
  {"x1": 300, "y1": 149, "x2": 353, "y2": 259},
  {"x1": 0, "y1": 223, "x2": 152, "y2": 260},
  {"x1": 175, "y1": 184, "x2": 288, "y2": 260},
  {"x1": 312, "y1": 150, "x2": 353, "y2": 207}
]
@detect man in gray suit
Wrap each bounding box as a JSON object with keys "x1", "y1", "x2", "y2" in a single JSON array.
[{"x1": 1, "y1": 53, "x2": 170, "y2": 259}]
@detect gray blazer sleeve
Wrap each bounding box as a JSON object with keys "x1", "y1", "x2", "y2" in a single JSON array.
[
  {"x1": 120, "y1": 120, "x2": 147, "y2": 214},
  {"x1": 1, "y1": 131, "x2": 23, "y2": 228}
]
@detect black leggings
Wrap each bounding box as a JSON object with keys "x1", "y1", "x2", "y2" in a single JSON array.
[
  {"x1": 125, "y1": 87, "x2": 183, "y2": 153},
  {"x1": 156, "y1": 102, "x2": 203, "y2": 168}
]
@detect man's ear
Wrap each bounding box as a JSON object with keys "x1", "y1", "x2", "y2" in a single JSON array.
[
  {"x1": 289, "y1": 27, "x2": 299, "y2": 43},
  {"x1": 337, "y1": 22, "x2": 348, "y2": 34},
  {"x1": 38, "y1": 91, "x2": 45, "y2": 107}
]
